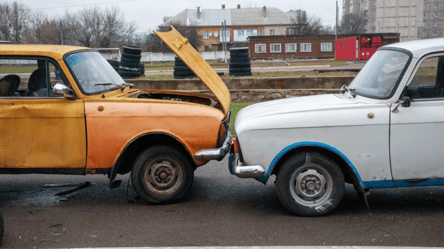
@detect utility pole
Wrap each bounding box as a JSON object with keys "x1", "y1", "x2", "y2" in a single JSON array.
[
  {"x1": 335, "y1": 0, "x2": 338, "y2": 41},
  {"x1": 222, "y1": 20, "x2": 227, "y2": 63}
]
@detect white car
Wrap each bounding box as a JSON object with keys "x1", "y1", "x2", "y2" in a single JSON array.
[{"x1": 229, "y1": 38, "x2": 444, "y2": 216}]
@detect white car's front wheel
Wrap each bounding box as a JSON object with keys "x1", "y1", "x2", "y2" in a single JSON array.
[{"x1": 276, "y1": 152, "x2": 344, "y2": 216}]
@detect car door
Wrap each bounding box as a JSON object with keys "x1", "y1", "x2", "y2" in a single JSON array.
[
  {"x1": 0, "y1": 57, "x2": 86, "y2": 171},
  {"x1": 390, "y1": 54, "x2": 444, "y2": 184}
]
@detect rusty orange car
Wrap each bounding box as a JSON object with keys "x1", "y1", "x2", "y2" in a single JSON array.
[{"x1": 0, "y1": 28, "x2": 231, "y2": 204}]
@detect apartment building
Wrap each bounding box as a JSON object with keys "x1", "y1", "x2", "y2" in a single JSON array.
[
  {"x1": 343, "y1": 0, "x2": 441, "y2": 41},
  {"x1": 159, "y1": 5, "x2": 293, "y2": 51}
]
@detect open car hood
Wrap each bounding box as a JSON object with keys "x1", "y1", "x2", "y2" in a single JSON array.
[{"x1": 155, "y1": 27, "x2": 230, "y2": 116}]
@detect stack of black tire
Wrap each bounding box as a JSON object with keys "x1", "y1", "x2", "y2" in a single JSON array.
[
  {"x1": 119, "y1": 45, "x2": 145, "y2": 79},
  {"x1": 173, "y1": 57, "x2": 195, "y2": 79},
  {"x1": 107, "y1": 60, "x2": 120, "y2": 73},
  {"x1": 229, "y1": 47, "x2": 252, "y2": 76}
]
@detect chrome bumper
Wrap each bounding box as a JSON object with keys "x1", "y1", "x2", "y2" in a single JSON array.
[
  {"x1": 228, "y1": 151, "x2": 265, "y2": 178},
  {"x1": 194, "y1": 131, "x2": 232, "y2": 161}
]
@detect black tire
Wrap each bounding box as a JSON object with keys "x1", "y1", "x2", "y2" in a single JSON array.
[
  {"x1": 174, "y1": 65, "x2": 192, "y2": 71},
  {"x1": 121, "y1": 56, "x2": 140, "y2": 63},
  {"x1": 229, "y1": 67, "x2": 251, "y2": 73},
  {"x1": 121, "y1": 62, "x2": 141, "y2": 69},
  {"x1": 275, "y1": 152, "x2": 344, "y2": 216},
  {"x1": 131, "y1": 146, "x2": 194, "y2": 204},
  {"x1": 230, "y1": 48, "x2": 249, "y2": 54},
  {"x1": 139, "y1": 63, "x2": 145, "y2": 76},
  {"x1": 174, "y1": 57, "x2": 184, "y2": 63},
  {"x1": 107, "y1": 59, "x2": 120, "y2": 67},
  {"x1": 230, "y1": 52, "x2": 249, "y2": 58},
  {"x1": 173, "y1": 71, "x2": 196, "y2": 77},
  {"x1": 121, "y1": 53, "x2": 142, "y2": 60},
  {"x1": 0, "y1": 211, "x2": 3, "y2": 246},
  {"x1": 229, "y1": 57, "x2": 251, "y2": 63},
  {"x1": 217, "y1": 72, "x2": 224, "y2": 76},
  {"x1": 122, "y1": 45, "x2": 142, "y2": 55},
  {"x1": 112, "y1": 66, "x2": 120, "y2": 73},
  {"x1": 229, "y1": 61, "x2": 251, "y2": 68},
  {"x1": 119, "y1": 67, "x2": 139, "y2": 73},
  {"x1": 229, "y1": 72, "x2": 252, "y2": 76}
]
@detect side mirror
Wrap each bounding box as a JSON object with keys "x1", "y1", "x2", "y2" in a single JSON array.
[
  {"x1": 53, "y1": 83, "x2": 75, "y2": 99},
  {"x1": 400, "y1": 96, "x2": 411, "y2": 107},
  {"x1": 392, "y1": 96, "x2": 411, "y2": 113}
]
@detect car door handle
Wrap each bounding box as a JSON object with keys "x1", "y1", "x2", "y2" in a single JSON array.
[{"x1": 0, "y1": 101, "x2": 14, "y2": 105}]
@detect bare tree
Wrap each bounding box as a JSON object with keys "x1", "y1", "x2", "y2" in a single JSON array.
[
  {"x1": 0, "y1": 1, "x2": 29, "y2": 43},
  {"x1": 102, "y1": 6, "x2": 125, "y2": 47},
  {"x1": 339, "y1": 12, "x2": 367, "y2": 34},
  {"x1": 287, "y1": 10, "x2": 323, "y2": 36}
]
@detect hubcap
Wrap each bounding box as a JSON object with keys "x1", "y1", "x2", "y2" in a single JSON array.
[
  {"x1": 143, "y1": 158, "x2": 183, "y2": 195},
  {"x1": 289, "y1": 156, "x2": 333, "y2": 207}
]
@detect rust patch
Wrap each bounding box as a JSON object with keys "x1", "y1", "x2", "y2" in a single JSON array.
[
  {"x1": 86, "y1": 168, "x2": 97, "y2": 174},
  {"x1": 275, "y1": 81, "x2": 286, "y2": 89}
]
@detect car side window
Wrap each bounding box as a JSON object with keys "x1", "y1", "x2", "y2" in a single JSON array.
[
  {"x1": 407, "y1": 56, "x2": 444, "y2": 99},
  {"x1": 0, "y1": 58, "x2": 71, "y2": 98}
]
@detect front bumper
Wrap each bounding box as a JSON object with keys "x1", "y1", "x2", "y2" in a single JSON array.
[
  {"x1": 194, "y1": 131, "x2": 232, "y2": 161},
  {"x1": 228, "y1": 151, "x2": 265, "y2": 178}
]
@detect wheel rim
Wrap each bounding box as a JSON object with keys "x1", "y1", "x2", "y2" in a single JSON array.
[
  {"x1": 143, "y1": 158, "x2": 183, "y2": 195},
  {"x1": 289, "y1": 154, "x2": 333, "y2": 207}
]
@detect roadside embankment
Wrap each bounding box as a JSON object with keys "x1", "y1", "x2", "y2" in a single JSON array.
[{"x1": 127, "y1": 76, "x2": 354, "y2": 102}]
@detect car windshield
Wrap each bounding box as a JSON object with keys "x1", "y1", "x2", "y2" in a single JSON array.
[
  {"x1": 66, "y1": 51, "x2": 125, "y2": 94},
  {"x1": 348, "y1": 50, "x2": 410, "y2": 99}
]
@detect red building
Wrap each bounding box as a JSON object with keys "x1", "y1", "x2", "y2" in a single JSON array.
[
  {"x1": 336, "y1": 35, "x2": 383, "y2": 60},
  {"x1": 247, "y1": 33, "x2": 399, "y2": 60}
]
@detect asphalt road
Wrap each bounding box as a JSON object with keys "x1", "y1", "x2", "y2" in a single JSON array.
[{"x1": 1, "y1": 157, "x2": 444, "y2": 248}]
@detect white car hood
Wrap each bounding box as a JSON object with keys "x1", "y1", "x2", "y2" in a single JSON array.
[{"x1": 236, "y1": 94, "x2": 356, "y2": 123}]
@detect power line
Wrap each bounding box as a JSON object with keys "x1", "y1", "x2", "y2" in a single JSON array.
[{"x1": 29, "y1": 0, "x2": 134, "y2": 11}]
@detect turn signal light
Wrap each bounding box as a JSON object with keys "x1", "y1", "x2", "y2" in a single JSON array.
[
  {"x1": 219, "y1": 124, "x2": 225, "y2": 138},
  {"x1": 233, "y1": 138, "x2": 239, "y2": 153}
]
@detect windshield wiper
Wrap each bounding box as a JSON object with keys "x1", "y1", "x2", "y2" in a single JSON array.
[
  {"x1": 340, "y1": 84, "x2": 356, "y2": 98},
  {"x1": 94, "y1": 82, "x2": 134, "y2": 90}
]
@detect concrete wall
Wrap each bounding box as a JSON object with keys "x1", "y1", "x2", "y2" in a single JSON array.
[
  {"x1": 127, "y1": 76, "x2": 354, "y2": 91},
  {"x1": 141, "y1": 51, "x2": 229, "y2": 62}
]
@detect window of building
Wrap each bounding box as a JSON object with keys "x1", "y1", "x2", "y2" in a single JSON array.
[
  {"x1": 424, "y1": 4, "x2": 427, "y2": 9},
  {"x1": 435, "y1": 12, "x2": 439, "y2": 18},
  {"x1": 424, "y1": 13, "x2": 426, "y2": 19},
  {"x1": 423, "y1": 22, "x2": 426, "y2": 27},
  {"x1": 255, "y1": 44, "x2": 266, "y2": 53},
  {"x1": 285, "y1": 43, "x2": 297, "y2": 53},
  {"x1": 423, "y1": 31, "x2": 426, "y2": 37},
  {"x1": 434, "y1": 22, "x2": 437, "y2": 27},
  {"x1": 433, "y1": 30, "x2": 437, "y2": 36},
  {"x1": 237, "y1": 30, "x2": 244, "y2": 36},
  {"x1": 258, "y1": 30, "x2": 263, "y2": 36},
  {"x1": 247, "y1": 30, "x2": 253, "y2": 36},
  {"x1": 270, "y1": 43, "x2": 281, "y2": 53},
  {"x1": 434, "y1": 3, "x2": 438, "y2": 8},
  {"x1": 320, "y1": 42, "x2": 332, "y2": 52},
  {"x1": 287, "y1": 28, "x2": 295, "y2": 35},
  {"x1": 270, "y1": 29, "x2": 275, "y2": 36},
  {"x1": 300, "y1": 43, "x2": 312, "y2": 52},
  {"x1": 203, "y1": 31, "x2": 209, "y2": 39}
]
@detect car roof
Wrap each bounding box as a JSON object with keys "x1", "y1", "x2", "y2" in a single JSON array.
[
  {"x1": 0, "y1": 44, "x2": 90, "y2": 60},
  {"x1": 383, "y1": 38, "x2": 444, "y2": 58}
]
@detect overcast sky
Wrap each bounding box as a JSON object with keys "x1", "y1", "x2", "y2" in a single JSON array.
[{"x1": 8, "y1": 0, "x2": 341, "y2": 33}]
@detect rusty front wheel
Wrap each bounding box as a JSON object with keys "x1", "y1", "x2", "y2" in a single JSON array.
[{"x1": 131, "y1": 146, "x2": 194, "y2": 204}]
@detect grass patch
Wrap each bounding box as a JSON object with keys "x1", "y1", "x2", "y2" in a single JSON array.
[
  {"x1": 229, "y1": 102, "x2": 252, "y2": 135},
  {"x1": 288, "y1": 60, "x2": 347, "y2": 67},
  {"x1": 0, "y1": 65, "x2": 36, "y2": 74}
]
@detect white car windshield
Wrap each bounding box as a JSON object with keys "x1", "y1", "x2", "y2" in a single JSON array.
[
  {"x1": 66, "y1": 51, "x2": 125, "y2": 94},
  {"x1": 349, "y1": 50, "x2": 410, "y2": 99}
]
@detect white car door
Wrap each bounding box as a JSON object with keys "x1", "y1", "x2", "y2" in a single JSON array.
[{"x1": 390, "y1": 54, "x2": 444, "y2": 184}]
